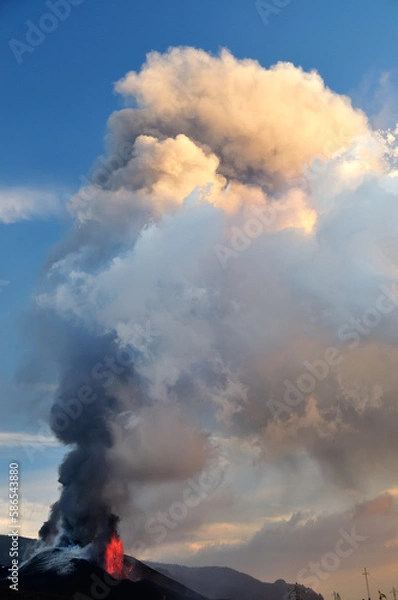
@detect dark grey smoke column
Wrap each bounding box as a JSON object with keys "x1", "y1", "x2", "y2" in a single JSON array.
[{"x1": 38, "y1": 329, "x2": 135, "y2": 552}]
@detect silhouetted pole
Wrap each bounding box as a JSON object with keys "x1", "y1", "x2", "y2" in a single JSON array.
[
  {"x1": 363, "y1": 568, "x2": 371, "y2": 600},
  {"x1": 295, "y1": 582, "x2": 302, "y2": 600}
]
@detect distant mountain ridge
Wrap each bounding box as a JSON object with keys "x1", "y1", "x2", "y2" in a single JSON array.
[{"x1": 149, "y1": 562, "x2": 323, "y2": 600}]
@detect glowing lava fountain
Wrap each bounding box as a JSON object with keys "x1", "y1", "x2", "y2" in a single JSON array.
[{"x1": 104, "y1": 533, "x2": 124, "y2": 578}]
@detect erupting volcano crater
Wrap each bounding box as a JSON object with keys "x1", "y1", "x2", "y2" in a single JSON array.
[{"x1": 0, "y1": 541, "x2": 212, "y2": 600}]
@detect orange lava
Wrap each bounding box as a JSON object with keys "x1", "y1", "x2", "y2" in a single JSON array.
[{"x1": 104, "y1": 533, "x2": 124, "y2": 578}]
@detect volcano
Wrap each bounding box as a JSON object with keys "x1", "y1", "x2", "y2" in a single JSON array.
[{"x1": 0, "y1": 546, "x2": 213, "y2": 600}]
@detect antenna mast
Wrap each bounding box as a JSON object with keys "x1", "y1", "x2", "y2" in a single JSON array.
[{"x1": 363, "y1": 568, "x2": 371, "y2": 600}]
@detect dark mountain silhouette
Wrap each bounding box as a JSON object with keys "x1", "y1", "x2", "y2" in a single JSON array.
[
  {"x1": 149, "y1": 563, "x2": 323, "y2": 600},
  {"x1": 0, "y1": 535, "x2": 323, "y2": 600},
  {"x1": 0, "y1": 546, "x2": 209, "y2": 600}
]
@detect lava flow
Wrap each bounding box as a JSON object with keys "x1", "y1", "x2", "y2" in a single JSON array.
[{"x1": 104, "y1": 533, "x2": 125, "y2": 578}]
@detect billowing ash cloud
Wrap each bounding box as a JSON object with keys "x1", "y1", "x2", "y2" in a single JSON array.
[
  {"x1": 34, "y1": 47, "x2": 398, "y2": 555},
  {"x1": 111, "y1": 48, "x2": 367, "y2": 184}
]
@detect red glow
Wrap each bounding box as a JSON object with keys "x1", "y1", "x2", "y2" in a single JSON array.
[{"x1": 104, "y1": 533, "x2": 124, "y2": 578}]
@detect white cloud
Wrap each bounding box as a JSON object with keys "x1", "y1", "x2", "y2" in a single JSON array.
[
  {"x1": 0, "y1": 188, "x2": 63, "y2": 223},
  {"x1": 0, "y1": 431, "x2": 58, "y2": 447}
]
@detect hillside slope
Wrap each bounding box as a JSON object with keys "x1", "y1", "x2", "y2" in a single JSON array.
[{"x1": 149, "y1": 563, "x2": 323, "y2": 600}]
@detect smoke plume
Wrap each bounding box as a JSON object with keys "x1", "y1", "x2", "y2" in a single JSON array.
[{"x1": 33, "y1": 47, "x2": 398, "y2": 555}]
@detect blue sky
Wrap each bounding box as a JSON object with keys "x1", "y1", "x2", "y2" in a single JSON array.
[{"x1": 1, "y1": 0, "x2": 398, "y2": 595}]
